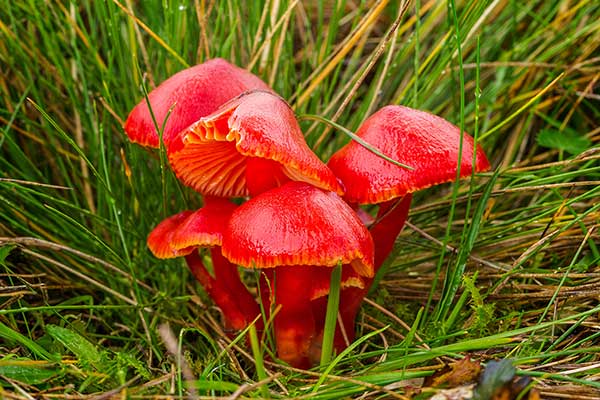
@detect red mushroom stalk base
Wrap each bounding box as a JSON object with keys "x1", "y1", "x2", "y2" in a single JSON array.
[
  {"x1": 337, "y1": 195, "x2": 413, "y2": 351},
  {"x1": 185, "y1": 252, "x2": 260, "y2": 331},
  {"x1": 269, "y1": 266, "x2": 317, "y2": 369},
  {"x1": 210, "y1": 248, "x2": 262, "y2": 329}
]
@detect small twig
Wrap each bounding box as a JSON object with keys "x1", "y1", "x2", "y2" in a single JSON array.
[
  {"x1": 98, "y1": 96, "x2": 125, "y2": 127},
  {"x1": 312, "y1": 0, "x2": 410, "y2": 148},
  {"x1": 377, "y1": 326, "x2": 389, "y2": 364},
  {"x1": 507, "y1": 148, "x2": 600, "y2": 173},
  {"x1": 512, "y1": 227, "x2": 562, "y2": 268},
  {"x1": 361, "y1": 313, "x2": 406, "y2": 341},
  {"x1": 0, "y1": 178, "x2": 71, "y2": 190},
  {"x1": 409, "y1": 180, "x2": 600, "y2": 214},
  {"x1": 227, "y1": 373, "x2": 282, "y2": 400},
  {"x1": 137, "y1": 294, "x2": 154, "y2": 367},
  {"x1": 559, "y1": 362, "x2": 600, "y2": 376}
]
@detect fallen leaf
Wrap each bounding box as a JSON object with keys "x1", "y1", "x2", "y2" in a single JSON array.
[{"x1": 426, "y1": 356, "x2": 482, "y2": 388}]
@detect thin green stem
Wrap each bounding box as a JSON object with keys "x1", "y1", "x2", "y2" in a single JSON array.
[
  {"x1": 320, "y1": 263, "x2": 342, "y2": 367},
  {"x1": 248, "y1": 323, "x2": 269, "y2": 398},
  {"x1": 298, "y1": 114, "x2": 413, "y2": 170}
]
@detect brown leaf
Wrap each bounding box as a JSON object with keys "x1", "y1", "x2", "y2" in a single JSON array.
[{"x1": 427, "y1": 357, "x2": 482, "y2": 388}]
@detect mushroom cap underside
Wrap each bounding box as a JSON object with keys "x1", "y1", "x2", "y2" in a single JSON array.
[{"x1": 168, "y1": 91, "x2": 343, "y2": 198}]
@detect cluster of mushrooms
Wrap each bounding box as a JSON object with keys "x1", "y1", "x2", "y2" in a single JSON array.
[{"x1": 124, "y1": 58, "x2": 490, "y2": 369}]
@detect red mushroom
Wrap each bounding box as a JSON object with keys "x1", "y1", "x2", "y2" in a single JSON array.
[
  {"x1": 221, "y1": 182, "x2": 373, "y2": 368},
  {"x1": 328, "y1": 105, "x2": 490, "y2": 341},
  {"x1": 124, "y1": 58, "x2": 269, "y2": 150},
  {"x1": 147, "y1": 197, "x2": 259, "y2": 331},
  {"x1": 168, "y1": 90, "x2": 343, "y2": 198}
]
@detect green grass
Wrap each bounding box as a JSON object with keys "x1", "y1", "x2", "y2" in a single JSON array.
[{"x1": 1, "y1": 0, "x2": 599, "y2": 397}]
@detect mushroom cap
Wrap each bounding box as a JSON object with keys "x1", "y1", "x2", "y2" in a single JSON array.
[
  {"x1": 221, "y1": 181, "x2": 374, "y2": 277},
  {"x1": 124, "y1": 58, "x2": 269, "y2": 149},
  {"x1": 147, "y1": 198, "x2": 237, "y2": 258},
  {"x1": 328, "y1": 105, "x2": 491, "y2": 204},
  {"x1": 147, "y1": 210, "x2": 195, "y2": 259},
  {"x1": 170, "y1": 199, "x2": 238, "y2": 250},
  {"x1": 168, "y1": 91, "x2": 344, "y2": 198}
]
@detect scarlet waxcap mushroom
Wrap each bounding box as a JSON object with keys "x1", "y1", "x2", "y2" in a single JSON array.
[
  {"x1": 221, "y1": 181, "x2": 374, "y2": 277},
  {"x1": 328, "y1": 105, "x2": 491, "y2": 204},
  {"x1": 220, "y1": 182, "x2": 372, "y2": 368},
  {"x1": 327, "y1": 106, "x2": 491, "y2": 355},
  {"x1": 124, "y1": 58, "x2": 269, "y2": 149},
  {"x1": 168, "y1": 91, "x2": 344, "y2": 198}
]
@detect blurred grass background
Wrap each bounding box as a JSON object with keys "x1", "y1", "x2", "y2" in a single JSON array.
[{"x1": 0, "y1": 0, "x2": 599, "y2": 397}]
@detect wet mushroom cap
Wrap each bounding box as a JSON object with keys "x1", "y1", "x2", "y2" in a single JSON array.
[
  {"x1": 221, "y1": 181, "x2": 374, "y2": 277},
  {"x1": 168, "y1": 91, "x2": 344, "y2": 198},
  {"x1": 147, "y1": 210, "x2": 195, "y2": 259},
  {"x1": 147, "y1": 198, "x2": 237, "y2": 258},
  {"x1": 124, "y1": 58, "x2": 269, "y2": 149},
  {"x1": 328, "y1": 105, "x2": 491, "y2": 204},
  {"x1": 169, "y1": 198, "x2": 238, "y2": 251}
]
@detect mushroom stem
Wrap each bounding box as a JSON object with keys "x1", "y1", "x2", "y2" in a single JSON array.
[
  {"x1": 245, "y1": 157, "x2": 289, "y2": 197},
  {"x1": 210, "y1": 248, "x2": 261, "y2": 328},
  {"x1": 272, "y1": 266, "x2": 316, "y2": 369},
  {"x1": 184, "y1": 252, "x2": 249, "y2": 331},
  {"x1": 370, "y1": 194, "x2": 412, "y2": 269},
  {"x1": 337, "y1": 194, "x2": 413, "y2": 348}
]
